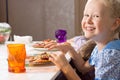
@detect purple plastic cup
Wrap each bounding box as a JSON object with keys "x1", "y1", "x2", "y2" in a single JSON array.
[{"x1": 55, "y1": 29, "x2": 67, "y2": 43}]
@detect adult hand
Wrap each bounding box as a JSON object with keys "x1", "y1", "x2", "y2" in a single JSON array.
[{"x1": 45, "y1": 41, "x2": 72, "y2": 53}]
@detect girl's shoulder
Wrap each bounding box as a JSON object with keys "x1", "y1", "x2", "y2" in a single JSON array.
[{"x1": 105, "y1": 40, "x2": 120, "y2": 50}]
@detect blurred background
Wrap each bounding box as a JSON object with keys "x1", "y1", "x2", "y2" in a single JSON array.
[{"x1": 0, "y1": 0, "x2": 87, "y2": 41}]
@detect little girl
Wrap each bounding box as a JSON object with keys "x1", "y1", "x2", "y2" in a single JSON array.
[{"x1": 45, "y1": 0, "x2": 120, "y2": 80}]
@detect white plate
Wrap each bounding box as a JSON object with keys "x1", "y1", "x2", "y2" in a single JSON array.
[{"x1": 32, "y1": 47, "x2": 58, "y2": 51}]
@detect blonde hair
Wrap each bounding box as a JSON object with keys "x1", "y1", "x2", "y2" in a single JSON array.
[
  {"x1": 87, "y1": 0, "x2": 120, "y2": 17},
  {"x1": 101, "y1": 0, "x2": 120, "y2": 18},
  {"x1": 102, "y1": 0, "x2": 120, "y2": 33}
]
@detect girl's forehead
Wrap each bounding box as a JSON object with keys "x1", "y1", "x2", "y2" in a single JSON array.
[
  {"x1": 84, "y1": 0, "x2": 111, "y2": 15},
  {"x1": 85, "y1": 0, "x2": 105, "y2": 11}
]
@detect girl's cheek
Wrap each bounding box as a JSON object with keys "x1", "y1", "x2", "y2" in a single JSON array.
[
  {"x1": 81, "y1": 20, "x2": 86, "y2": 28},
  {"x1": 81, "y1": 18, "x2": 87, "y2": 24}
]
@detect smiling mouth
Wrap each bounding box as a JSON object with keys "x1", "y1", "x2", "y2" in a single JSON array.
[{"x1": 86, "y1": 27, "x2": 95, "y2": 31}]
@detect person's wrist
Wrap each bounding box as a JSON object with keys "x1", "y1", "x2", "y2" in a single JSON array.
[
  {"x1": 61, "y1": 63, "x2": 70, "y2": 73},
  {"x1": 68, "y1": 46, "x2": 78, "y2": 60}
]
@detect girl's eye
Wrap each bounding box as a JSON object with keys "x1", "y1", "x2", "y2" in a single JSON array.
[
  {"x1": 84, "y1": 14, "x2": 89, "y2": 17},
  {"x1": 93, "y1": 15, "x2": 99, "y2": 18}
]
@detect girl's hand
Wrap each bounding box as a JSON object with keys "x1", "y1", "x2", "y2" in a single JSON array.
[{"x1": 49, "y1": 51, "x2": 69, "y2": 69}]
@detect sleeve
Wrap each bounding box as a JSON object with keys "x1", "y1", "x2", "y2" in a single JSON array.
[
  {"x1": 88, "y1": 46, "x2": 97, "y2": 66},
  {"x1": 73, "y1": 36, "x2": 87, "y2": 51}
]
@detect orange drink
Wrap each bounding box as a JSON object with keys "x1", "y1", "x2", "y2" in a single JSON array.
[{"x1": 7, "y1": 44, "x2": 26, "y2": 73}]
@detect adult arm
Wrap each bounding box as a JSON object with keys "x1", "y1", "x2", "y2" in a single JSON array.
[
  {"x1": 49, "y1": 52, "x2": 81, "y2": 80},
  {"x1": 45, "y1": 40, "x2": 94, "y2": 73},
  {"x1": 68, "y1": 46, "x2": 94, "y2": 73}
]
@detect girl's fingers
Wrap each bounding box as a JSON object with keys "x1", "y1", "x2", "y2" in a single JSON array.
[
  {"x1": 49, "y1": 53, "x2": 60, "y2": 64},
  {"x1": 44, "y1": 42, "x2": 57, "y2": 48},
  {"x1": 49, "y1": 52, "x2": 68, "y2": 68}
]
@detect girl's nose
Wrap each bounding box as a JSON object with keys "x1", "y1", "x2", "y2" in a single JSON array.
[{"x1": 86, "y1": 16, "x2": 93, "y2": 24}]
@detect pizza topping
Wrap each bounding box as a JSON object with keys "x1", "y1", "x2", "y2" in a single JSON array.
[
  {"x1": 28, "y1": 52, "x2": 50, "y2": 64},
  {"x1": 32, "y1": 39, "x2": 55, "y2": 48}
]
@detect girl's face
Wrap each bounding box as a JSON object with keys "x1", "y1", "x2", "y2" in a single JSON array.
[{"x1": 81, "y1": 0, "x2": 116, "y2": 42}]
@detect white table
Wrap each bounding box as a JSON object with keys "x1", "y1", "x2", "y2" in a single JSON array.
[{"x1": 0, "y1": 44, "x2": 62, "y2": 80}]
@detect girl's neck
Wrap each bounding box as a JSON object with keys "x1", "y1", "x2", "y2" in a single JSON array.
[
  {"x1": 95, "y1": 37, "x2": 117, "y2": 51},
  {"x1": 94, "y1": 32, "x2": 120, "y2": 51}
]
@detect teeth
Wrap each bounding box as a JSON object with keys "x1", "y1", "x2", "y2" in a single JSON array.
[{"x1": 86, "y1": 27, "x2": 95, "y2": 31}]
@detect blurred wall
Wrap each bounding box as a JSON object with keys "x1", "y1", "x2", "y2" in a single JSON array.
[
  {"x1": 8, "y1": 0, "x2": 46, "y2": 40},
  {"x1": 45, "y1": 0, "x2": 75, "y2": 39},
  {"x1": 0, "y1": 0, "x2": 87, "y2": 41},
  {"x1": 0, "y1": 0, "x2": 7, "y2": 22},
  {"x1": 7, "y1": 0, "x2": 75, "y2": 40}
]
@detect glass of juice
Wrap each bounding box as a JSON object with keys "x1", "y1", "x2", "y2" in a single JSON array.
[{"x1": 7, "y1": 44, "x2": 26, "y2": 73}]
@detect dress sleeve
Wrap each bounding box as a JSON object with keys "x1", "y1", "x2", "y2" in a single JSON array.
[{"x1": 88, "y1": 46, "x2": 97, "y2": 66}]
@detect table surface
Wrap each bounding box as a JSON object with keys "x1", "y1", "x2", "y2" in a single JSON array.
[{"x1": 0, "y1": 43, "x2": 70, "y2": 80}]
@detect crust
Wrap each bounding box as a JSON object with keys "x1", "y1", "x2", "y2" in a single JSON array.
[{"x1": 27, "y1": 52, "x2": 52, "y2": 66}]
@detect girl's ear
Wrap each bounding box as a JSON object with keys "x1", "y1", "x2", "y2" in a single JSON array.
[
  {"x1": 111, "y1": 18, "x2": 120, "y2": 31},
  {"x1": 116, "y1": 18, "x2": 120, "y2": 25}
]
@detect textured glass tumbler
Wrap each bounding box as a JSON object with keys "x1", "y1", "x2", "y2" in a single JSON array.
[
  {"x1": 7, "y1": 44, "x2": 26, "y2": 73},
  {"x1": 55, "y1": 29, "x2": 67, "y2": 43}
]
